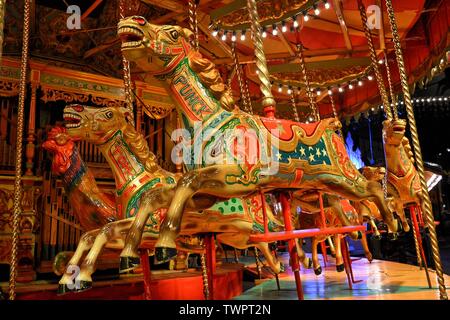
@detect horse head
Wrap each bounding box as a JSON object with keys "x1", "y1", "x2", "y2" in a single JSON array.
[
  {"x1": 361, "y1": 166, "x2": 386, "y2": 182},
  {"x1": 63, "y1": 104, "x2": 131, "y2": 145},
  {"x1": 118, "y1": 16, "x2": 193, "y2": 75},
  {"x1": 383, "y1": 119, "x2": 407, "y2": 146},
  {"x1": 43, "y1": 126, "x2": 78, "y2": 174}
]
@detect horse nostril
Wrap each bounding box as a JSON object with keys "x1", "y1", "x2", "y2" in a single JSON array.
[{"x1": 71, "y1": 104, "x2": 84, "y2": 112}]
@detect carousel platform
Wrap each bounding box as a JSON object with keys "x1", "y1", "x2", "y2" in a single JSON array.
[
  {"x1": 0, "y1": 263, "x2": 243, "y2": 300},
  {"x1": 235, "y1": 254, "x2": 450, "y2": 300}
]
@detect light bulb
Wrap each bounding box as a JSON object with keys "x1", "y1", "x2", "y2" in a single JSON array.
[
  {"x1": 303, "y1": 15, "x2": 309, "y2": 22},
  {"x1": 325, "y1": 2, "x2": 330, "y2": 9},
  {"x1": 221, "y1": 33, "x2": 227, "y2": 41},
  {"x1": 212, "y1": 30, "x2": 218, "y2": 37},
  {"x1": 328, "y1": 89, "x2": 332, "y2": 95},
  {"x1": 231, "y1": 33, "x2": 236, "y2": 42},
  {"x1": 338, "y1": 87, "x2": 344, "y2": 92},
  {"x1": 349, "y1": 84, "x2": 354, "y2": 90},
  {"x1": 262, "y1": 30, "x2": 267, "y2": 38},
  {"x1": 278, "y1": 86, "x2": 282, "y2": 92},
  {"x1": 358, "y1": 80, "x2": 363, "y2": 86},
  {"x1": 240, "y1": 32, "x2": 246, "y2": 41},
  {"x1": 282, "y1": 24, "x2": 287, "y2": 32},
  {"x1": 314, "y1": 8, "x2": 320, "y2": 15},
  {"x1": 293, "y1": 19, "x2": 299, "y2": 28},
  {"x1": 368, "y1": 75, "x2": 373, "y2": 81},
  {"x1": 316, "y1": 90, "x2": 321, "y2": 96},
  {"x1": 272, "y1": 28, "x2": 278, "y2": 36}
]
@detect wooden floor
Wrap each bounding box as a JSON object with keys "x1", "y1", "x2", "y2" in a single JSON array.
[{"x1": 236, "y1": 254, "x2": 450, "y2": 300}]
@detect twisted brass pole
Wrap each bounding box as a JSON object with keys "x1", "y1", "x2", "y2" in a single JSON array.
[
  {"x1": 188, "y1": 0, "x2": 199, "y2": 50},
  {"x1": 290, "y1": 91, "x2": 300, "y2": 122},
  {"x1": 119, "y1": 0, "x2": 135, "y2": 127},
  {"x1": 231, "y1": 41, "x2": 249, "y2": 112},
  {"x1": 385, "y1": 0, "x2": 447, "y2": 300},
  {"x1": 296, "y1": 43, "x2": 318, "y2": 121},
  {"x1": 200, "y1": 252, "x2": 210, "y2": 299},
  {"x1": 0, "y1": 0, "x2": 6, "y2": 63},
  {"x1": 411, "y1": 219, "x2": 423, "y2": 267},
  {"x1": 9, "y1": 0, "x2": 32, "y2": 300},
  {"x1": 242, "y1": 67, "x2": 253, "y2": 113},
  {"x1": 328, "y1": 92, "x2": 343, "y2": 137},
  {"x1": 246, "y1": 0, "x2": 276, "y2": 117},
  {"x1": 383, "y1": 49, "x2": 398, "y2": 120},
  {"x1": 357, "y1": 0, "x2": 392, "y2": 120}
]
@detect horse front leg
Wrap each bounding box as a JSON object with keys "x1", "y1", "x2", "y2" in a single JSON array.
[
  {"x1": 254, "y1": 242, "x2": 283, "y2": 274},
  {"x1": 155, "y1": 165, "x2": 260, "y2": 264},
  {"x1": 57, "y1": 229, "x2": 100, "y2": 294},
  {"x1": 311, "y1": 237, "x2": 322, "y2": 275},
  {"x1": 120, "y1": 186, "x2": 175, "y2": 270},
  {"x1": 360, "y1": 231, "x2": 373, "y2": 262},
  {"x1": 334, "y1": 234, "x2": 344, "y2": 272}
]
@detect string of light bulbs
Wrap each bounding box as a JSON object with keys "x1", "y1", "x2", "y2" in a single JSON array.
[{"x1": 210, "y1": 0, "x2": 331, "y2": 42}]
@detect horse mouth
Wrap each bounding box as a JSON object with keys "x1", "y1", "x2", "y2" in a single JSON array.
[
  {"x1": 118, "y1": 26, "x2": 144, "y2": 49},
  {"x1": 63, "y1": 112, "x2": 82, "y2": 129},
  {"x1": 392, "y1": 126, "x2": 405, "y2": 133}
]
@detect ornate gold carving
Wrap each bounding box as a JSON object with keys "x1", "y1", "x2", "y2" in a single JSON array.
[
  {"x1": 40, "y1": 88, "x2": 90, "y2": 104},
  {"x1": 138, "y1": 100, "x2": 174, "y2": 120},
  {"x1": 0, "y1": 80, "x2": 19, "y2": 97},
  {"x1": 271, "y1": 65, "x2": 369, "y2": 88},
  {"x1": 216, "y1": 0, "x2": 310, "y2": 29},
  {"x1": 91, "y1": 96, "x2": 126, "y2": 108}
]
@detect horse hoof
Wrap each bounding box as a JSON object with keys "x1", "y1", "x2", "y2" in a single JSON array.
[
  {"x1": 279, "y1": 263, "x2": 285, "y2": 273},
  {"x1": 367, "y1": 255, "x2": 373, "y2": 263},
  {"x1": 387, "y1": 232, "x2": 398, "y2": 241},
  {"x1": 336, "y1": 264, "x2": 345, "y2": 272},
  {"x1": 154, "y1": 247, "x2": 177, "y2": 265},
  {"x1": 76, "y1": 280, "x2": 92, "y2": 293},
  {"x1": 308, "y1": 259, "x2": 313, "y2": 269},
  {"x1": 119, "y1": 256, "x2": 141, "y2": 273},
  {"x1": 57, "y1": 283, "x2": 75, "y2": 295},
  {"x1": 314, "y1": 267, "x2": 322, "y2": 275},
  {"x1": 373, "y1": 234, "x2": 382, "y2": 240},
  {"x1": 357, "y1": 231, "x2": 363, "y2": 240}
]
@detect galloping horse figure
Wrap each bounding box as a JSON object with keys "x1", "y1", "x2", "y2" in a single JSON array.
[
  {"x1": 116, "y1": 16, "x2": 398, "y2": 263},
  {"x1": 383, "y1": 119, "x2": 423, "y2": 232},
  {"x1": 61, "y1": 104, "x2": 291, "y2": 292},
  {"x1": 42, "y1": 127, "x2": 118, "y2": 276},
  {"x1": 293, "y1": 194, "x2": 375, "y2": 275}
]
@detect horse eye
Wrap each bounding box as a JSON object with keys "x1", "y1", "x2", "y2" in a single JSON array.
[
  {"x1": 170, "y1": 30, "x2": 179, "y2": 39},
  {"x1": 105, "y1": 111, "x2": 113, "y2": 119}
]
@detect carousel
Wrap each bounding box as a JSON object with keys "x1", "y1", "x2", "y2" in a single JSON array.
[{"x1": 0, "y1": 0, "x2": 449, "y2": 301}]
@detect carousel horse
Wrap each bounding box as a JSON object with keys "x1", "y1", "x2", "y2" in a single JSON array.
[
  {"x1": 42, "y1": 127, "x2": 119, "y2": 275},
  {"x1": 382, "y1": 118, "x2": 424, "y2": 232},
  {"x1": 116, "y1": 16, "x2": 398, "y2": 263},
  {"x1": 292, "y1": 194, "x2": 376, "y2": 275},
  {"x1": 60, "y1": 104, "x2": 293, "y2": 293}
]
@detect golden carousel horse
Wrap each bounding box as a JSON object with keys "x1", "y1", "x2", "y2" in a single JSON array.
[
  {"x1": 116, "y1": 16, "x2": 398, "y2": 264},
  {"x1": 58, "y1": 104, "x2": 291, "y2": 293}
]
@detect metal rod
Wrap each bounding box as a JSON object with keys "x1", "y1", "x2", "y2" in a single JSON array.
[
  {"x1": 384, "y1": 0, "x2": 447, "y2": 300},
  {"x1": 231, "y1": 41, "x2": 249, "y2": 112},
  {"x1": 9, "y1": 0, "x2": 32, "y2": 300},
  {"x1": 410, "y1": 206, "x2": 432, "y2": 289},
  {"x1": 357, "y1": 0, "x2": 392, "y2": 119},
  {"x1": 0, "y1": 0, "x2": 6, "y2": 63},
  {"x1": 246, "y1": 0, "x2": 276, "y2": 117},
  {"x1": 296, "y1": 43, "x2": 318, "y2": 121},
  {"x1": 383, "y1": 49, "x2": 398, "y2": 120}
]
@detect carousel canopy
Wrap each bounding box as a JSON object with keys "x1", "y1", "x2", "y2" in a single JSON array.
[{"x1": 3, "y1": 0, "x2": 449, "y2": 119}]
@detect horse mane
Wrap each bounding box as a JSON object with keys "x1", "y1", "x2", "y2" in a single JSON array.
[
  {"x1": 187, "y1": 51, "x2": 235, "y2": 111},
  {"x1": 121, "y1": 121, "x2": 160, "y2": 173}
]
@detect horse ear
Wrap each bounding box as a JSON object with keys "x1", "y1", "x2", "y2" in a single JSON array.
[
  {"x1": 119, "y1": 107, "x2": 134, "y2": 124},
  {"x1": 181, "y1": 28, "x2": 194, "y2": 41}
]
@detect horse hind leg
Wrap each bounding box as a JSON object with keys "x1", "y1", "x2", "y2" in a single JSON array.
[
  {"x1": 295, "y1": 239, "x2": 312, "y2": 269},
  {"x1": 311, "y1": 237, "x2": 322, "y2": 275},
  {"x1": 334, "y1": 234, "x2": 345, "y2": 272},
  {"x1": 77, "y1": 220, "x2": 132, "y2": 292},
  {"x1": 254, "y1": 242, "x2": 282, "y2": 274},
  {"x1": 57, "y1": 229, "x2": 100, "y2": 295}
]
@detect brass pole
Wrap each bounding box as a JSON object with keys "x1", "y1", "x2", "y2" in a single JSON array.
[
  {"x1": 383, "y1": 49, "x2": 398, "y2": 119},
  {"x1": 328, "y1": 92, "x2": 343, "y2": 137},
  {"x1": 357, "y1": 0, "x2": 392, "y2": 120},
  {"x1": 290, "y1": 91, "x2": 300, "y2": 122},
  {"x1": 246, "y1": 0, "x2": 276, "y2": 117},
  {"x1": 9, "y1": 0, "x2": 32, "y2": 300},
  {"x1": 188, "y1": 0, "x2": 199, "y2": 50},
  {"x1": 119, "y1": 0, "x2": 135, "y2": 127},
  {"x1": 200, "y1": 252, "x2": 210, "y2": 299},
  {"x1": 385, "y1": 0, "x2": 447, "y2": 300},
  {"x1": 241, "y1": 67, "x2": 253, "y2": 113},
  {"x1": 0, "y1": 0, "x2": 6, "y2": 63},
  {"x1": 231, "y1": 41, "x2": 249, "y2": 112},
  {"x1": 296, "y1": 43, "x2": 318, "y2": 121}
]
